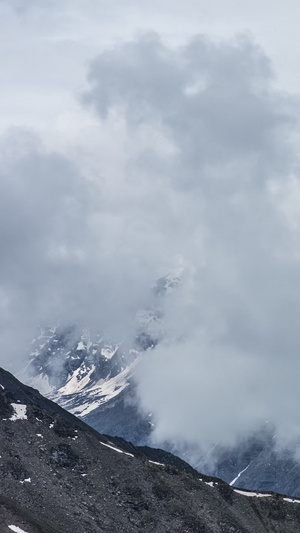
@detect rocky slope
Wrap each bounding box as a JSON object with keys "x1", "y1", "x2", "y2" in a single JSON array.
[{"x1": 2, "y1": 367, "x2": 300, "y2": 533}]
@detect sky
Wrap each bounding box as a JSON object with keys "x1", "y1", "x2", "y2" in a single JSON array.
[{"x1": 2, "y1": 0, "x2": 300, "y2": 452}]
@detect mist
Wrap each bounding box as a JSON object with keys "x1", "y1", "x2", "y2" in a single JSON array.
[{"x1": 2, "y1": 27, "x2": 300, "y2": 451}]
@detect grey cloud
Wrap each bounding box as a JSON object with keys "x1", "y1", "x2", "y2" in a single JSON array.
[
  {"x1": 2, "y1": 30, "x2": 300, "y2": 455},
  {"x1": 0, "y1": 129, "x2": 155, "y2": 368},
  {"x1": 82, "y1": 34, "x2": 300, "y2": 449},
  {"x1": 83, "y1": 33, "x2": 294, "y2": 188},
  {"x1": 0, "y1": 130, "x2": 88, "y2": 359}
]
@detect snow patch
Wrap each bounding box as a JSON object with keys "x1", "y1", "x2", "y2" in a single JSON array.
[
  {"x1": 9, "y1": 404, "x2": 27, "y2": 421},
  {"x1": 100, "y1": 441, "x2": 134, "y2": 457},
  {"x1": 70, "y1": 400, "x2": 101, "y2": 417},
  {"x1": 283, "y1": 497, "x2": 300, "y2": 504},
  {"x1": 63, "y1": 362, "x2": 136, "y2": 417},
  {"x1": 77, "y1": 341, "x2": 85, "y2": 351},
  {"x1": 20, "y1": 478, "x2": 31, "y2": 484},
  {"x1": 234, "y1": 489, "x2": 272, "y2": 498},
  {"x1": 57, "y1": 365, "x2": 96, "y2": 395},
  {"x1": 148, "y1": 460, "x2": 165, "y2": 466},
  {"x1": 230, "y1": 464, "x2": 250, "y2": 486}
]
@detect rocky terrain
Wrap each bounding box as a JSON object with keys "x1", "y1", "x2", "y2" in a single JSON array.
[{"x1": 2, "y1": 367, "x2": 300, "y2": 532}]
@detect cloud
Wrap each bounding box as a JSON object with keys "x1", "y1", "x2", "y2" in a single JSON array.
[
  {"x1": 0, "y1": 127, "x2": 159, "y2": 367},
  {"x1": 81, "y1": 33, "x2": 300, "y2": 448},
  {"x1": 2, "y1": 30, "x2": 300, "y2": 454}
]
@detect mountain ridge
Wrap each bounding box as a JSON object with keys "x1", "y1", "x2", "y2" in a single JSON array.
[
  {"x1": 20, "y1": 321, "x2": 300, "y2": 499},
  {"x1": 2, "y1": 366, "x2": 300, "y2": 532}
]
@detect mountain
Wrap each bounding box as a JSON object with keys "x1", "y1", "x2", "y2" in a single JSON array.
[
  {"x1": 20, "y1": 321, "x2": 300, "y2": 500},
  {"x1": 17, "y1": 273, "x2": 300, "y2": 499},
  {"x1": 18, "y1": 274, "x2": 173, "y2": 444},
  {"x1": 19, "y1": 322, "x2": 153, "y2": 445},
  {"x1": 2, "y1": 366, "x2": 300, "y2": 533}
]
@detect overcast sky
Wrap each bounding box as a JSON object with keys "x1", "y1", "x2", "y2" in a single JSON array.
[{"x1": 2, "y1": 0, "x2": 300, "y2": 452}]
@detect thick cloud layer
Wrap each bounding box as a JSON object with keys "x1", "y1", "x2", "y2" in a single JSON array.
[
  {"x1": 82, "y1": 34, "x2": 300, "y2": 448},
  {"x1": 2, "y1": 29, "x2": 300, "y2": 451},
  {"x1": 0, "y1": 127, "x2": 160, "y2": 364}
]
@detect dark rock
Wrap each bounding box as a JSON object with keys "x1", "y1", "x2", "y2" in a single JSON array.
[{"x1": 2, "y1": 366, "x2": 300, "y2": 533}]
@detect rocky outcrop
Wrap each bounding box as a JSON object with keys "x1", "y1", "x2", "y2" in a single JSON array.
[{"x1": 2, "y1": 367, "x2": 300, "y2": 533}]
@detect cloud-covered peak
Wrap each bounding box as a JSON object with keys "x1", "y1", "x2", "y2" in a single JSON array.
[{"x1": 1, "y1": 31, "x2": 300, "y2": 452}]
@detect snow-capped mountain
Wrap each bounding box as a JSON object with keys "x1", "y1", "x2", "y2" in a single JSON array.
[
  {"x1": 18, "y1": 272, "x2": 300, "y2": 499},
  {"x1": 19, "y1": 274, "x2": 175, "y2": 444},
  {"x1": 24, "y1": 324, "x2": 137, "y2": 413},
  {"x1": 19, "y1": 323, "x2": 151, "y2": 443}
]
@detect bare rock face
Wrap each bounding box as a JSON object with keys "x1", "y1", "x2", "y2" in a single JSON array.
[{"x1": 1, "y1": 367, "x2": 300, "y2": 533}]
